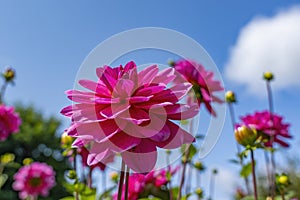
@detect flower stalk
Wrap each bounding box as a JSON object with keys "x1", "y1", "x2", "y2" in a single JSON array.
[
  {"x1": 117, "y1": 161, "x2": 126, "y2": 200},
  {"x1": 250, "y1": 149, "x2": 258, "y2": 200}
]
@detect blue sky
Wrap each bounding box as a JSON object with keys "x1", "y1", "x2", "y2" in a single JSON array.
[{"x1": 1, "y1": 1, "x2": 300, "y2": 199}]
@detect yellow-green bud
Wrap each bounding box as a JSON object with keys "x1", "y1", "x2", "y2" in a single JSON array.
[
  {"x1": 235, "y1": 125, "x2": 258, "y2": 147},
  {"x1": 266, "y1": 197, "x2": 273, "y2": 200},
  {"x1": 61, "y1": 132, "x2": 74, "y2": 148},
  {"x1": 165, "y1": 149, "x2": 171, "y2": 155},
  {"x1": 23, "y1": 158, "x2": 33, "y2": 165},
  {"x1": 68, "y1": 170, "x2": 77, "y2": 180},
  {"x1": 195, "y1": 187, "x2": 203, "y2": 197},
  {"x1": 263, "y1": 71, "x2": 274, "y2": 81},
  {"x1": 225, "y1": 90, "x2": 236, "y2": 103},
  {"x1": 2, "y1": 68, "x2": 15, "y2": 82},
  {"x1": 194, "y1": 161, "x2": 205, "y2": 171},
  {"x1": 0, "y1": 153, "x2": 15, "y2": 164},
  {"x1": 278, "y1": 174, "x2": 289, "y2": 185},
  {"x1": 110, "y1": 171, "x2": 119, "y2": 182},
  {"x1": 168, "y1": 60, "x2": 175, "y2": 67}
]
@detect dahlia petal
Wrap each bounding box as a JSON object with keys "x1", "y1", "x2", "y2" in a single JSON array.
[
  {"x1": 100, "y1": 104, "x2": 130, "y2": 119},
  {"x1": 88, "y1": 148, "x2": 113, "y2": 166},
  {"x1": 129, "y1": 96, "x2": 153, "y2": 104},
  {"x1": 134, "y1": 84, "x2": 166, "y2": 96},
  {"x1": 150, "y1": 124, "x2": 170, "y2": 142},
  {"x1": 152, "y1": 68, "x2": 176, "y2": 85},
  {"x1": 156, "y1": 121, "x2": 195, "y2": 149},
  {"x1": 122, "y1": 140, "x2": 157, "y2": 173},
  {"x1": 79, "y1": 79, "x2": 111, "y2": 96},
  {"x1": 151, "y1": 104, "x2": 199, "y2": 120},
  {"x1": 113, "y1": 79, "x2": 134, "y2": 97},
  {"x1": 138, "y1": 65, "x2": 158, "y2": 85}
]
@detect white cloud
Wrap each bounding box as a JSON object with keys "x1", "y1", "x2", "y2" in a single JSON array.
[{"x1": 224, "y1": 6, "x2": 300, "y2": 94}]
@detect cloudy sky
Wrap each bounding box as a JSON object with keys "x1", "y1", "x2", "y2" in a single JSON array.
[{"x1": 1, "y1": 1, "x2": 300, "y2": 199}]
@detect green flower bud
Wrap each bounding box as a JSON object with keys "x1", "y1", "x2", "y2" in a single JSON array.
[
  {"x1": 68, "y1": 170, "x2": 77, "y2": 180},
  {"x1": 61, "y1": 132, "x2": 74, "y2": 148},
  {"x1": 168, "y1": 60, "x2": 175, "y2": 67},
  {"x1": 195, "y1": 187, "x2": 203, "y2": 197},
  {"x1": 277, "y1": 174, "x2": 289, "y2": 186},
  {"x1": 110, "y1": 171, "x2": 119, "y2": 183},
  {"x1": 235, "y1": 125, "x2": 258, "y2": 147},
  {"x1": 212, "y1": 169, "x2": 218, "y2": 174},
  {"x1": 2, "y1": 68, "x2": 15, "y2": 82},
  {"x1": 194, "y1": 161, "x2": 205, "y2": 171},
  {"x1": 0, "y1": 153, "x2": 15, "y2": 164},
  {"x1": 23, "y1": 158, "x2": 33, "y2": 165},
  {"x1": 225, "y1": 90, "x2": 236, "y2": 103},
  {"x1": 263, "y1": 71, "x2": 274, "y2": 81}
]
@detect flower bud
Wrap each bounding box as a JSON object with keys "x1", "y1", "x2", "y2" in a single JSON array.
[
  {"x1": 0, "y1": 153, "x2": 15, "y2": 164},
  {"x1": 110, "y1": 171, "x2": 119, "y2": 183},
  {"x1": 23, "y1": 158, "x2": 33, "y2": 165},
  {"x1": 225, "y1": 90, "x2": 236, "y2": 103},
  {"x1": 168, "y1": 60, "x2": 175, "y2": 67},
  {"x1": 2, "y1": 68, "x2": 15, "y2": 82},
  {"x1": 194, "y1": 161, "x2": 205, "y2": 171},
  {"x1": 61, "y1": 132, "x2": 74, "y2": 148},
  {"x1": 212, "y1": 169, "x2": 218, "y2": 174},
  {"x1": 278, "y1": 174, "x2": 289, "y2": 185},
  {"x1": 235, "y1": 125, "x2": 258, "y2": 147},
  {"x1": 195, "y1": 187, "x2": 203, "y2": 197},
  {"x1": 263, "y1": 71, "x2": 274, "y2": 81},
  {"x1": 68, "y1": 170, "x2": 77, "y2": 180}
]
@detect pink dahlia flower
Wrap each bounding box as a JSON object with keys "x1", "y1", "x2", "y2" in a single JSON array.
[
  {"x1": 113, "y1": 167, "x2": 178, "y2": 200},
  {"x1": 172, "y1": 59, "x2": 223, "y2": 116},
  {"x1": 78, "y1": 146, "x2": 106, "y2": 171},
  {"x1": 239, "y1": 111, "x2": 291, "y2": 147},
  {"x1": 0, "y1": 104, "x2": 21, "y2": 141},
  {"x1": 61, "y1": 61, "x2": 198, "y2": 173},
  {"x1": 13, "y1": 162, "x2": 56, "y2": 199}
]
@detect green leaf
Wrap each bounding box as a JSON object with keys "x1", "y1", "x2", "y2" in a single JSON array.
[
  {"x1": 0, "y1": 174, "x2": 8, "y2": 189},
  {"x1": 240, "y1": 162, "x2": 252, "y2": 178},
  {"x1": 98, "y1": 186, "x2": 116, "y2": 200},
  {"x1": 60, "y1": 197, "x2": 75, "y2": 200}
]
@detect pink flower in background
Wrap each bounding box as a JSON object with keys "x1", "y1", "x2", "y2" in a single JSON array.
[
  {"x1": 13, "y1": 162, "x2": 56, "y2": 199},
  {"x1": 61, "y1": 61, "x2": 198, "y2": 173},
  {"x1": 0, "y1": 104, "x2": 21, "y2": 141},
  {"x1": 113, "y1": 167, "x2": 179, "y2": 200},
  {"x1": 172, "y1": 59, "x2": 223, "y2": 116},
  {"x1": 239, "y1": 110, "x2": 291, "y2": 147}
]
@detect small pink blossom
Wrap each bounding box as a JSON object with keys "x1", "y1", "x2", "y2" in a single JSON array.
[
  {"x1": 0, "y1": 104, "x2": 21, "y2": 141},
  {"x1": 61, "y1": 61, "x2": 198, "y2": 173},
  {"x1": 239, "y1": 110, "x2": 291, "y2": 147},
  {"x1": 172, "y1": 59, "x2": 223, "y2": 116},
  {"x1": 13, "y1": 162, "x2": 56, "y2": 199},
  {"x1": 113, "y1": 167, "x2": 178, "y2": 200}
]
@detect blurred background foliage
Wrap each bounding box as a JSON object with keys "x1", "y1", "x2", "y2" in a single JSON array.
[{"x1": 0, "y1": 104, "x2": 71, "y2": 200}]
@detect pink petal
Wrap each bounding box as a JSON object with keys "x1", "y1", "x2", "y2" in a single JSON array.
[
  {"x1": 79, "y1": 79, "x2": 111, "y2": 97},
  {"x1": 122, "y1": 140, "x2": 157, "y2": 173},
  {"x1": 152, "y1": 68, "x2": 176, "y2": 85},
  {"x1": 156, "y1": 121, "x2": 195, "y2": 149},
  {"x1": 138, "y1": 65, "x2": 158, "y2": 85}
]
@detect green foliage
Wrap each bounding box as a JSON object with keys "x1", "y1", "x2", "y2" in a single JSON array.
[
  {"x1": 0, "y1": 104, "x2": 71, "y2": 199},
  {"x1": 240, "y1": 162, "x2": 252, "y2": 178}
]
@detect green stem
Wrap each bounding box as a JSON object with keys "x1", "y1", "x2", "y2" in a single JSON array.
[
  {"x1": 228, "y1": 102, "x2": 251, "y2": 194},
  {"x1": 74, "y1": 152, "x2": 79, "y2": 200},
  {"x1": 0, "y1": 82, "x2": 8, "y2": 104},
  {"x1": 266, "y1": 81, "x2": 276, "y2": 199},
  {"x1": 117, "y1": 161, "x2": 126, "y2": 200},
  {"x1": 166, "y1": 152, "x2": 173, "y2": 200},
  {"x1": 178, "y1": 118, "x2": 194, "y2": 200},
  {"x1": 124, "y1": 166, "x2": 129, "y2": 200},
  {"x1": 250, "y1": 149, "x2": 258, "y2": 200},
  {"x1": 177, "y1": 145, "x2": 190, "y2": 200}
]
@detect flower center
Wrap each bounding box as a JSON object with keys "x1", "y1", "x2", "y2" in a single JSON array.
[{"x1": 29, "y1": 177, "x2": 42, "y2": 187}]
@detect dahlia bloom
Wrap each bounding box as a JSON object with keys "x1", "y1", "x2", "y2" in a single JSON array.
[
  {"x1": 113, "y1": 167, "x2": 178, "y2": 200},
  {"x1": 239, "y1": 110, "x2": 291, "y2": 147},
  {"x1": 61, "y1": 61, "x2": 198, "y2": 173},
  {"x1": 0, "y1": 104, "x2": 21, "y2": 141},
  {"x1": 78, "y1": 146, "x2": 106, "y2": 171},
  {"x1": 13, "y1": 162, "x2": 56, "y2": 199},
  {"x1": 172, "y1": 59, "x2": 223, "y2": 116}
]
